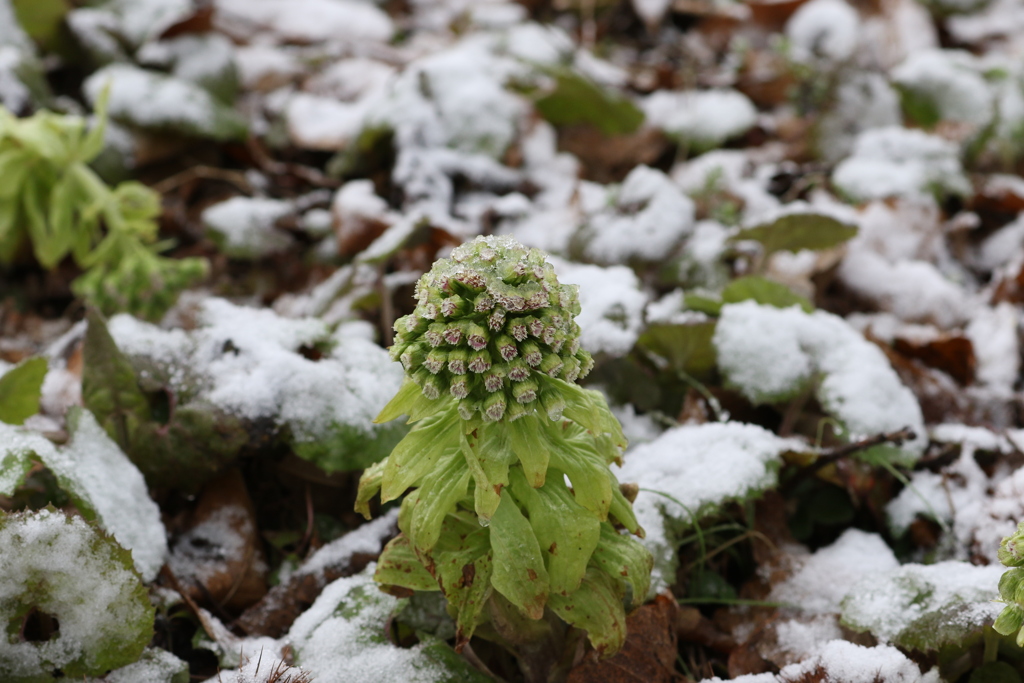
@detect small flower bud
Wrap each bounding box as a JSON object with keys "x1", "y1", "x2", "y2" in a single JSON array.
[
  {"x1": 469, "y1": 350, "x2": 492, "y2": 374},
  {"x1": 424, "y1": 323, "x2": 446, "y2": 347},
  {"x1": 1001, "y1": 522, "x2": 1024, "y2": 568},
  {"x1": 458, "y1": 399, "x2": 477, "y2": 420},
  {"x1": 505, "y1": 400, "x2": 530, "y2": 421},
  {"x1": 506, "y1": 359, "x2": 530, "y2": 382},
  {"x1": 521, "y1": 341, "x2": 542, "y2": 367},
  {"x1": 483, "y1": 367, "x2": 506, "y2": 392},
  {"x1": 440, "y1": 295, "x2": 467, "y2": 318},
  {"x1": 512, "y1": 378, "x2": 539, "y2": 404},
  {"x1": 450, "y1": 375, "x2": 471, "y2": 400},
  {"x1": 474, "y1": 292, "x2": 494, "y2": 313},
  {"x1": 495, "y1": 334, "x2": 517, "y2": 361},
  {"x1": 400, "y1": 344, "x2": 427, "y2": 371},
  {"x1": 389, "y1": 340, "x2": 410, "y2": 363},
  {"x1": 576, "y1": 349, "x2": 594, "y2": 378},
  {"x1": 562, "y1": 355, "x2": 581, "y2": 382},
  {"x1": 414, "y1": 369, "x2": 445, "y2": 400},
  {"x1": 508, "y1": 320, "x2": 529, "y2": 342},
  {"x1": 443, "y1": 324, "x2": 462, "y2": 345},
  {"x1": 448, "y1": 348, "x2": 468, "y2": 375},
  {"x1": 539, "y1": 353, "x2": 563, "y2": 377},
  {"x1": 483, "y1": 392, "x2": 506, "y2": 422},
  {"x1": 424, "y1": 348, "x2": 447, "y2": 374},
  {"x1": 421, "y1": 302, "x2": 439, "y2": 320},
  {"x1": 488, "y1": 308, "x2": 506, "y2": 331},
  {"x1": 466, "y1": 323, "x2": 489, "y2": 351}
]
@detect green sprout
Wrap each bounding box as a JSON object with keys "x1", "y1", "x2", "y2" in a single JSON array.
[
  {"x1": 0, "y1": 96, "x2": 207, "y2": 320},
  {"x1": 357, "y1": 235, "x2": 652, "y2": 659}
]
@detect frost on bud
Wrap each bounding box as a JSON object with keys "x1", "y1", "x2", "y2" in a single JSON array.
[{"x1": 1000, "y1": 522, "x2": 1024, "y2": 568}]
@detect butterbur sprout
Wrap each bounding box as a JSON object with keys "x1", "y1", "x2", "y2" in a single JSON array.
[{"x1": 359, "y1": 236, "x2": 651, "y2": 661}]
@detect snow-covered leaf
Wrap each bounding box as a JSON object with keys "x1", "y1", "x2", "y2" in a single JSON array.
[
  {"x1": 841, "y1": 561, "x2": 1003, "y2": 651},
  {"x1": 0, "y1": 509, "x2": 154, "y2": 681}
]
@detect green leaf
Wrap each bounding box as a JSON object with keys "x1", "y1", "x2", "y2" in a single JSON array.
[
  {"x1": 375, "y1": 377, "x2": 447, "y2": 424},
  {"x1": 292, "y1": 418, "x2": 407, "y2": 474},
  {"x1": 81, "y1": 309, "x2": 151, "y2": 451},
  {"x1": 533, "y1": 70, "x2": 644, "y2": 136},
  {"x1": 428, "y1": 511, "x2": 495, "y2": 643},
  {"x1": 0, "y1": 422, "x2": 51, "y2": 496},
  {"x1": 382, "y1": 409, "x2": 461, "y2": 502},
  {"x1": 489, "y1": 490, "x2": 550, "y2": 619},
  {"x1": 721, "y1": 276, "x2": 813, "y2": 312},
  {"x1": 355, "y1": 459, "x2": 387, "y2": 519},
  {"x1": 0, "y1": 509, "x2": 154, "y2": 680},
  {"x1": 508, "y1": 467, "x2": 600, "y2": 595},
  {"x1": 406, "y1": 448, "x2": 472, "y2": 554},
  {"x1": 731, "y1": 213, "x2": 857, "y2": 259},
  {"x1": 547, "y1": 567, "x2": 627, "y2": 655},
  {"x1": 461, "y1": 423, "x2": 515, "y2": 522},
  {"x1": 969, "y1": 661, "x2": 1022, "y2": 683},
  {"x1": 589, "y1": 523, "x2": 653, "y2": 605},
  {"x1": 546, "y1": 421, "x2": 614, "y2": 520},
  {"x1": 12, "y1": 0, "x2": 69, "y2": 54},
  {"x1": 0, "y1": 357, "x2": 47, "y2": 425},
  {"x1": 637, "y1": 322, "x2": 718, "y2": 379},
  {"x1": 375, "y1": 535, "x2": 440, "y2": 592},
  {"x1": 507, "y1": 414, "x2": 551, "y2": 488}
]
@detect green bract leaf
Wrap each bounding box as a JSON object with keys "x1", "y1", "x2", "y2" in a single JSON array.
[
  {"x1": 382, "y1": 409, "x2": 461, "y2": 502},
  {"x1": 546, "y1": 421, "x2": 613, "y2": 520},
  {"x1": 355, "y1": 459, "x2": 387, "y2": 519},
  {"x1": 427, "y1": 511, "x2": 494, "y2": 644},
  {"x1": 589, "y1": 523, "x2": 653, "y2": 606},
  {"x1": 376, "y1": 535, "x2": 441, "y2": 592},
  {"x1": 489, "y1": 491, "x2": 549, "y2": 619},
  {"x1": 547, "y1": 567, "x2": 626, "y2": 655},
  {"x1": 508, "y1": 467, "x2": 600, "y2": 595},
  {"x1": 0, "y1": 509, "x2": 154, "y2": 681},
  {"x1": 461, "y1": 424, "x2": 514, "y2": 521},
  {"x1": 730, "y1": 213, "x2": 858, "y2": 258},
  {"x1": 407, "y1": 448, "x2": 472, "y2": 553},
  {"x1": 507, "y1": 413, "x2": 551, "y2": 488},
  {"x1": 0, "y1": 356, "x2": 47, "y2": 425}
]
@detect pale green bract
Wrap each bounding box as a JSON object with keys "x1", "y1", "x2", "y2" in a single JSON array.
[{"x1": 358, "y1": 236, "x2": 652, "y2": 656}]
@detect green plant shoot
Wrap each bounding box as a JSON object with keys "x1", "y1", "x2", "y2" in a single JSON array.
[
  {"x1": 0, "y1": 96, "x2": 207, "y2": 320},
  {"x1": 357, "y1": 236, "x2": 652, "y2": 657}
]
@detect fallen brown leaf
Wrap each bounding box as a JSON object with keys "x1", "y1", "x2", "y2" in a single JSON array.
[{"x1": 567, "y1": 593, "x2": 681, "y2": 683}]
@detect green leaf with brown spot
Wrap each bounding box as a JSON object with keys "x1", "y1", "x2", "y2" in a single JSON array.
[
  {"x1": 407, "y1": 448, "x2": 471, "y2": 554},
  {"x1": 382, "y1": 408, "x2": 460, "y2": 502},
  {"x1": 590, "y1": 523, "x2": 653, "y2": 605},
  {"x1": 428, "y1": 510, "x2": 494, "y2": 644},
  {"x1": 375, "y1": 535, "x2": 439, "y2": 592},
  {"x1": 508, "y1": 467, "x2": 600, "y2": 595},
  {"x1": 548, "y1": 566, "x2": 627, "y2": 655},
  {"x1": 489, "y1": 491, "x2": 549, "y2": 619}
]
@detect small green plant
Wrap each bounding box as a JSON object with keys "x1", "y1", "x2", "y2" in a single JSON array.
[
  {"x1": 357, "y1": 236, "x2": 652, "y2": 671},
  {"x1": 0, "y1": 98, "x2": 207, "y2": 320},
  {"x1": 994, "y1": 522, "x2": 1024, "y2": 645}
]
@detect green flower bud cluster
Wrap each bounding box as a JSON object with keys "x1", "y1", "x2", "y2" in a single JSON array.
[
  {"x1": 995, "y1": 522, "x2": 1024, "y2": 645},
  {"x1": 358, "y1": 236, "x2": 652, "y2": 660},
  {"x1": 389, "y1": 235, "x2": 594, "y2": 422}
]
